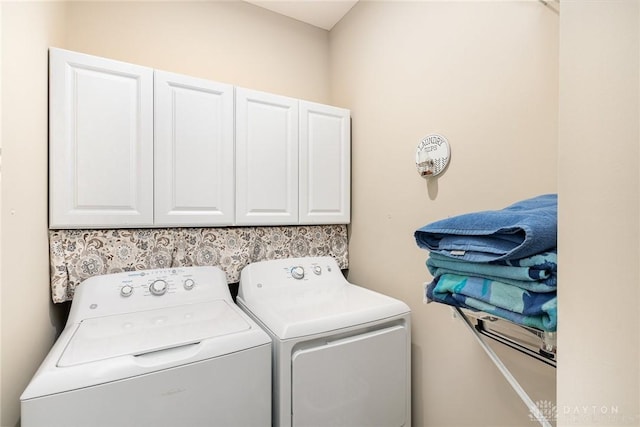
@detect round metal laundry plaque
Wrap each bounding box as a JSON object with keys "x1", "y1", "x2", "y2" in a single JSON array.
[{"x1": 416, "y1": 134, "x2": 450, "y2": 177}]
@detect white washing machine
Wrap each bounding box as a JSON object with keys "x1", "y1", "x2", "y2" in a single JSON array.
[
  {"x1": 237, "y1": 256, "x2": 411, "y2": 427},
  {"x1": 21, "y1": 266, "x2": 271, "y2": 427}
]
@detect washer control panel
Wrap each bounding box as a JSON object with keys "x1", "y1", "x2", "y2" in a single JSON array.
[
  {"x1": 116, "y1": 268, "x2": 203, "y2": 299},
  {"x1": 148, "y1": 279, "x2": 169, "y2": 296},
  {"x1": 69, "y1": 266, "x2": 230, "y2": 322},
  {"x1": 120, "y1": 284, "x2": 134, "y2": 297}
]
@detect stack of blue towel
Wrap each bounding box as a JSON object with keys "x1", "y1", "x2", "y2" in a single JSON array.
[{"x1": 414, "y1": 194, "x2": 557, "y2": 332}]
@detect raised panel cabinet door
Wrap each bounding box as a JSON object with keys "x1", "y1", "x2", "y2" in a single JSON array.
[
  {"x1": 299, "y1": 101, "x2": 351, "y2": 224},
  {"x1": 154, "y1": 71, "x2": 234, "y2": 226},
  {"x1": 49, "y1": 48, "x2": 153, "y2": 228},
  {"x1": 235, "y1": 88, "x2": 299, "y2": 225}
]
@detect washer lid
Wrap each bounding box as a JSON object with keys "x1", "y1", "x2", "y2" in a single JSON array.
[
  {"x1": 240, "y1": 283, "x2": 410, "y2": 340},
  {"x1": 58, "y1": 300, "x2": 250, "y2": 367}
]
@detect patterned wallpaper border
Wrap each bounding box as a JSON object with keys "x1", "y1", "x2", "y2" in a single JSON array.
[{"x1": 50, "y1": 225, "x2": 348, "y2": 303}]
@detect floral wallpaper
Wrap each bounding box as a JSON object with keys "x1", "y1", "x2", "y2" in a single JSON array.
[{"x1": 49, "y1": 225, "x2": 349, "y2": 303}]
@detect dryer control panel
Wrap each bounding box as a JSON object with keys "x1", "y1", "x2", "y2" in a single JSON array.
[
  {"x1": 241, "y1": 256, "x2": 344, "y2": 286},
  {"x1": 68, "y1": 266, "x2": 231, "y2": 323},
  {"x1": 279, "y1": 257, "x2": 339, "y2": 283},
  {"x1": 237, "y1": 256, "x2": 349, "y2": 306},
  {"x1": 289, "y1": 262, "x2": 329, "y2": 280}
]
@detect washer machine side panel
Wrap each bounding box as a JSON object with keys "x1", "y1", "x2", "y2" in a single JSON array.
[
  {"x1": 291, "y1": 325, "x2": 408, "y2": 427},
  {"x1": 21, "y1": 344, "x2": 271, "y2": 427}
]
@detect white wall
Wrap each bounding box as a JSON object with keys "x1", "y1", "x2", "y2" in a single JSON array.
[
  {"x1": 330, "y1": 1, "x2": 558, "y2": 425},
  {"x1": 63, "y1": 1, "x2": 331, "y2": 104},
  {"x1": 557, "y1": 1, "x2": 640, "y2": 425},
  {"x1": 0, "y1": 2, "x2": 3, "y2": 422},
  {"x1": 1, "y1": 3, "x2": 68, "y2": 426},
  {"x1": 0, "y1": 1, "x2": 3, "y2": 421}
]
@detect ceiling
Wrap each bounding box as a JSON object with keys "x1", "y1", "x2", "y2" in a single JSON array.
[{"x1": 243, "y1": 0, "x2": 359, "y2": 30}]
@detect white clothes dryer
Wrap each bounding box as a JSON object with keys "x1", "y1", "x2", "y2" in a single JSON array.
[
  {"x1": 21, "y1": 266, "x2": 271, "y2": 427},
  {"x1": 237, "y1": 256, "x2": 411, "y2": 427}
]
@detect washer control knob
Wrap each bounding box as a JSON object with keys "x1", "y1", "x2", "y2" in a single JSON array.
[
  {"x1": 312, "y1": 265, "x2": 322, "y2": 275},
  {"x1": 149, "y1": 279, "x2": 168, "y2": 296},
  {"x1": 291, "y1": 266, "x2": 305, "y2": 280},
  {"x1": 184, "y1": 278, "x2": 195, "y2": 290},
  {"x1": 120, "y1": 284, "x2": 134, "y2": 297}
]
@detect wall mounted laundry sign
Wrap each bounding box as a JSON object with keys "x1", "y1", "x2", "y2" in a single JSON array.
[{"x1": 416, "y1": 134, "x2": 450, "y2": 177}]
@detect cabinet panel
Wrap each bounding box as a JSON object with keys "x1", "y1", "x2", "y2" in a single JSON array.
[
  {"x1": 299, "y1": 101, "x2": 351, "y2": 224},
  {"x1": 235, "y1": 88, "x2": 298, "y2": 225},
  {"x1": 49, "y1": 48, "x2": 153, "y2": 228},
  {"x1": 154, "y1": 71, "x2": 234, "y2": 226}
]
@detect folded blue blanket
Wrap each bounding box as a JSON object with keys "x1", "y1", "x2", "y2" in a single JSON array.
[
  {"x1": 427, "y1": 249, "x2": 557, "y2": 293},
  {"x1": 415, "y1": 194, "x2": 557, "y2": 262},
  {"x1": 426, "y1": 273, "x2": 557, "y2": 331}
]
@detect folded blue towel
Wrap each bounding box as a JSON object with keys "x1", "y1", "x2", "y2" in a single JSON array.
[
  {"x1": 426, "y1": 274, "x2": 557, "y2": 331},
  {"x1": 415, "y1": 194, "x2": 557, "y2": 262},
  {"x1": 427, "y1": 249, "x2": 557, "y2": 293}
]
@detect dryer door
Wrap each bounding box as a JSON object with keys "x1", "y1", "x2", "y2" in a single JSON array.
[{"x1": 291, "y1": 325, "x2": 408, "y2": 427}]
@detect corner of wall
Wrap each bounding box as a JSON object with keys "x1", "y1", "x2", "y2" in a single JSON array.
[{"x1": 1, "y1": 2, "x2": 68, "y2": 426}]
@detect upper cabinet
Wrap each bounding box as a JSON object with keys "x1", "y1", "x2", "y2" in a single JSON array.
[
  {"x1": 49, "y1": 48, "x2": 350, "y2": 229},
  {"x1": 235, "y1": 90, "x2": 351, "y2": 226},
  {"x1": 49, "y1": 48, "x2": 154, "y2": 228},
  {"x1": 299, "y1": 101, "x2": 350, "y2": 225},
  {"x1": 235, "y1": 88, "x2": 299, "y2": 225},
  {"x1": 154, "y1": 71, "x2": 235, "y2": 226}
]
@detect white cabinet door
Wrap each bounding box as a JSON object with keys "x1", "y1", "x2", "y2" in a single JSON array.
[
  {"x1": 299, "y1": 101, "x2": 351, "y2": 224},
  {"x1": 235, "y1": 88, "x2": 298, "y2": 225},
  {"x1": 154, "y1": 71, "x2": 234, "y2": 226},
  {"x1": 49, "y1": 48, "x2": 153, "y2": 228}
]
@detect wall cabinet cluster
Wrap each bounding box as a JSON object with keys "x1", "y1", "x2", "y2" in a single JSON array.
[{"x1": 49, "y1": 48, "x2": 350, "y2": 229}]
